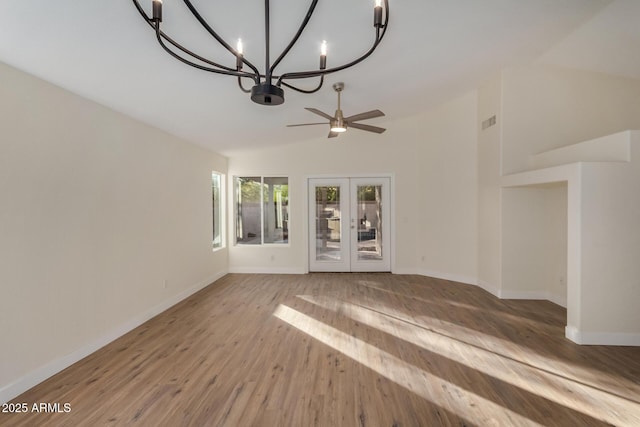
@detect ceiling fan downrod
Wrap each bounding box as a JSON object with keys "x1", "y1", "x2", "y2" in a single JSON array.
[
  {"x1": 331, "y1": 82, "x2": 346, "y2": 133},
  {"x1": 132, "y1": 0, "x2": 389, "y2": 106}
]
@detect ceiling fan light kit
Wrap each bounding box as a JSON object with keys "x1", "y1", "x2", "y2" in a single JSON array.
[
  {"x1": 288, "y1": 82, "x2": 386, "y2": 138},
  {"x1": 330, "y1": 119, "x2": 347, "y2": 133},
  {"x1": 133, "y1": 0, "x2": 389, "y2": 106}
]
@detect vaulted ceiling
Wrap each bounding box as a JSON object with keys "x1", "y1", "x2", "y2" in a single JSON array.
[{"x1": 1, "y1": 0, "x2": 637, "y2": 156}]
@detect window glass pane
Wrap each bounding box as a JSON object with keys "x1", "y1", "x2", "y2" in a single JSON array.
[
  {"x1": 236, "y1": 177, "x2": 262, "y2": 244},
  {"x1": 263, "y1": 177, "x2": 289, "y2": 244},
  {"x1": 212, "y1": 172, "x2": 222, "y2": 249}
]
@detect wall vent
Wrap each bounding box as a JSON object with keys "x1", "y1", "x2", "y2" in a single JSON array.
[{"x1": 482, "y1": 115, "x2": 497, "y2": 130}]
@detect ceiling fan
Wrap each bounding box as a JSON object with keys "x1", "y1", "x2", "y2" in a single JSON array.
[{"x1": 287, "y1": 82, "x2": 386, "y2": 138}]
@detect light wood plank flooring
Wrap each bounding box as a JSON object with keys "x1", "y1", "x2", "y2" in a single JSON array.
[{"x1": 2, "y1": 273, "x2": 640, "y2": 426}]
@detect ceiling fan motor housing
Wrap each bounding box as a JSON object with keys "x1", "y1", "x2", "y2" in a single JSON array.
[{"x1": 331, "y1": 109, "x2": 347, "y2": 132}]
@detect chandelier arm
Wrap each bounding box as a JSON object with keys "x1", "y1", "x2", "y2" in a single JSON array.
[
  {"x1": 159, "y1": 31, "x2": 242, "y2": 73},
  {"x1": 132, "y1": 0, "x2": 241, "y2": 73},
  {"x1": 182, "y1": 0, "x2": 261, "y2": 79},
  {"x1": 281, "y1": 75, "x2": 324, "y2": 94},
  {"x1": 155, "y1": 27, "x2": 257, "y2": 80},
  {"x1": 269, "y1": 0, "x2": 319, "y2": 76},
  {"x1": 276, "y1": 0, "x2": 389, "y2": 85},
  {"x1": 132, "y1": 0, "x2": 153, "y2": 23},
  {"x1": 237, "y1": 77, "x2": 253, "y2": 93}
]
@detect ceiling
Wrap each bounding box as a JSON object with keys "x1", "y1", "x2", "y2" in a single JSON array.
[{"x1": 1, "y1": 0, "x2": 637, "y2": 156}]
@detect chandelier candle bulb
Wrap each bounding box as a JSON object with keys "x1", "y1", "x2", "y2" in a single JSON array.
[
  {"x1": 236, "y1": 38, "x2": 244, "y2": 69},
  {"x1": 152, "y1": 0, "x2": 162, "y2": 22},
  {"x1": 374, "y1": 0, "x2": 383, "y2": 28},
  {"x1": 320, "y1": 40, "x2": 327, "y2": 69}
]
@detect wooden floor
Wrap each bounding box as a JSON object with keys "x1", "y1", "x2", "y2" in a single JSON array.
[{"x1": 3, "y1": 273, "x2": 640, "y2": 426}]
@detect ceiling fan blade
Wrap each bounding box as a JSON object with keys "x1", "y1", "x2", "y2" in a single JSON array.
[
  {"x1": 328, "y1": 131, "x2": 339, "y2": 138},
  {"x1": 305, "y1": 107, "x2": 334, "y2": 121},
  {"x1": 344, "y1": 109, "x2": 385, "y2": 122},
  {"x1": 349, "y1": 122, "x2": 386, "y2": 134},
  {"x1": 286, "y1": 123, "x2": 327, "y2": 127}
]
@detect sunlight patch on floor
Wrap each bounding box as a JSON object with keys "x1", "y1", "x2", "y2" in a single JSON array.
[
  {"x1": 297, "y1": 295, "x2": 640, "y2": 426},
  {"x1": 273, "y1": 304, "x2": 541, "y2": 426},
  {"x1": 345, "y1": 285, "x2": 640, "y2": 394},
  {"x1": 355, "y1": 280, "x2": 559, "y2": 334}
]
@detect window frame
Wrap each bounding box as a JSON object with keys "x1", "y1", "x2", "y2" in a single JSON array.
[
  {"x1": 234, "y1": 175, "x2": 289, "y2": 246},
  {"x1": 212, "y1": 171, "x2": 225, "y2": 251}
]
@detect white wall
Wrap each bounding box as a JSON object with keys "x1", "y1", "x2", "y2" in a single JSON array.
[
  {"x1": 478, "y1": 63, "x2": 640, "y2": 345},
  {"x1": 579, "y1": 154, "x2": 640, "y2": 338},
  {"x1": 546, "y1": 185, "x2": 569, "y2": 307},
  {"x1": 227, "y1": 91, "x2": 479, "y2": 282},
  {"x1": 501, "y1": 64, "x2": 640, "y2": 174},
  {"x1": 498, "y1": 67, "x2": 640, "y2": 337},
  {"x1": 416, "y1": 92, "x2": 478, "y2": 284},
  {"x1": 498, "y1": 142, "x2": 640, "y2": 345},
  {"x1": 0, "y1": 61, "x2": 228, "y2": 403},
  {"x1": 501, "y1": 184, "x2": 567, "y2": 306},
  {"x1": 477, "y1": 74, "x2": 503, "y2": 294},
  {"x1": 479, "y1": 65, "x2": 640, "y2": 300}
]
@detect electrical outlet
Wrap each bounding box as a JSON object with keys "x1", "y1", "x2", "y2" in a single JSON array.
[{"x1": 163, "y1": 279, "x2": 168, "y2": 289}]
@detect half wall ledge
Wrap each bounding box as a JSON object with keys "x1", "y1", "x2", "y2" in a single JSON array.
[{"x1": 501, "y1": 130, "x2": 640, "y2": 346}]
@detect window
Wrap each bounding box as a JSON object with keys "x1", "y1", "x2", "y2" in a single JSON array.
[
  {"x1": 212, "y1": 172, "x2": 224, "y2": 249},
  {"x1": 235, "y1": 176, "x2": 289, "y2": 245}
]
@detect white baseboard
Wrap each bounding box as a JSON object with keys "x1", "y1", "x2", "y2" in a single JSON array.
[
  {"x1": 476, "y1": 280, "x2": 500, "y2": 298},
  {"x1": 418, "y1": 269, "x2": 477, "y2": 286},
  {"x1": 499, "y1": 290, "x2": 567, "y2": 308},
  {"x1": 566, "y1": 326, "x2": 640, "y2": 346},
  {"x1": 393, "y1": 268, "x2": 477, "y2": 287},
  {"x1": 0, "y1": 270, "x2": 227, "y2": 405},
  {"x1": 392, "y1": 267, "x2": 422, "y2": 276},
  {"x1": 546, "y1": 292, "x2": 567, "y2": 308},
  {"x1": 395, "y1": 272, "x2": 568, "y2": 309},
  {"x1": 394, "y1": 269, "x2": 495, "y2": 294},
  {"x1": 499, "y1": 290, "x2": 548, "y2": 300},
  {"x1": 228, "y1": 266, "x2": 306, "y2": 274}
]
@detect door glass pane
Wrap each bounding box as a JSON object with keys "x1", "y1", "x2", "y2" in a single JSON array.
[
  {"x1": 356, "y1": 185, "x2": 383, "y2": 261},
  {"x1": 315, "y1": 186, "x2": 342, "y2": 261}
]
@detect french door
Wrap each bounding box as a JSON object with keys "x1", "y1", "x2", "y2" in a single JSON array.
[{"x1": 308, "y1": 177, "x2": 391, "y2": 272}]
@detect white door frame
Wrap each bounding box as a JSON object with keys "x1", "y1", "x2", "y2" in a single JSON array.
[
  {"x1": 308, "y1": 177, "x2": 351, "y2": 272},
  {"x1": 306, "y1": 174, "x2": 395, "y2": 273}
]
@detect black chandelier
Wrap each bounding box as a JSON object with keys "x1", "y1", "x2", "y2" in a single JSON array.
[{"x1": 132, "y1": 0, "x2": 389, "y2": 106}]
